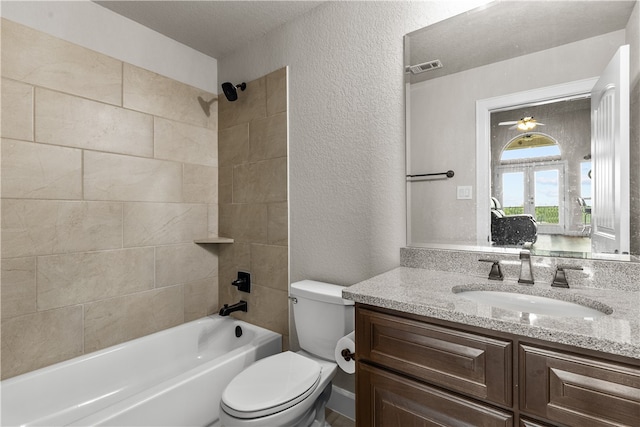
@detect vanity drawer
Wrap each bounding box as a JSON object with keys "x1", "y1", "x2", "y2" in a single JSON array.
[
  {"x1": 518, "y1": 417, "x2": 554, "y2": 427},
  {"x1": 357, "y1": 362, "x2": 514, "y2": 427},
  {"x1": 520, "y1": 344, "x2": 640, "y2": 427},
  {"x1": 357, "y1": 308, "x2": 513, "y2": 406}
]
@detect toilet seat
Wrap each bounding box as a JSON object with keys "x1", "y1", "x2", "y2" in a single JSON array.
[{"x1": 221, "y1": 351, "x2": 322, "y2": 419}]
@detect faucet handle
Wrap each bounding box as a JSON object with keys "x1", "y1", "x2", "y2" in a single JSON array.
[
  {"x1": 479, "y1": 259, "x2": 504, "y2": 281},
  {"x1": 232, "y1": 271, "x2": 251, "y2": 293},
  {"x1": 552, "y1": 265, "x2": 583, "y2": 288}
]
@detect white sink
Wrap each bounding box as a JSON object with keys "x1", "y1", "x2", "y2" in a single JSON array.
[{"x1": 455, "y1": 290, "x2": 610, "y2": 318}]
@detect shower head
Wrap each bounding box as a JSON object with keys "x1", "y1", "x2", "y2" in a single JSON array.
[
  {"x1": 197, "y1": 96, "x2": 217, "y2": 117},
  {"x1": 221, "y1": 82, "x2": 246, "y2": 102}
]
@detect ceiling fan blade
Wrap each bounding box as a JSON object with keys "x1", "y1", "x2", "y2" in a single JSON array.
[
  {"x1": 536, "y1": 122, "x2": 546, "y2": 126},
  {"x1": 499, "y1": 121, "x2": 518, "y2": 126}
]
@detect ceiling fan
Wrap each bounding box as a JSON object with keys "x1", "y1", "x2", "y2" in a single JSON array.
[{"x1": 498, "y1": 116, "x2": 545, "y2": 131}]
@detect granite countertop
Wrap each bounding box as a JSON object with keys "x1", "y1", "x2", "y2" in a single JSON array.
[{"x1": 343, "y1": 267, "x2": 640, "y2": 360}]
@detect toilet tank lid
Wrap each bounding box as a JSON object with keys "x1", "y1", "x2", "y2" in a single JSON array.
[{"x1": 290, "y1": 280, "x2": 355, "y2": 305}]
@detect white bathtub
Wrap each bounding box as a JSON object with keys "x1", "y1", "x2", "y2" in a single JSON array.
[{"x1": 1, "y1": 316, "x2": 281, "y2": 427}]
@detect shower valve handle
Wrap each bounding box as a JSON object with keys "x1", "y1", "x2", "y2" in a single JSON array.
[{"x1": 232, "y1": 271, "x2": 251, "y2": 293}]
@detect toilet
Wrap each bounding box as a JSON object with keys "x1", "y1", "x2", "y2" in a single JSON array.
[{"x1": 219, "y1": 280, "x2": 355, "y2": 427}]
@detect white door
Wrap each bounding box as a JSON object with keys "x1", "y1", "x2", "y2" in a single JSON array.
[{"x1": 591, "y1": 45, "x2": 630, "y2": 254}]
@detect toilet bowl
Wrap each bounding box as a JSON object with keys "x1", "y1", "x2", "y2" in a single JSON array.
[
  {"x1": 219, "y1": 280, "x2": 354, "y2": 427},
  {"x1": 220, "y1": 351, "x2": 336, "y2": 427}
]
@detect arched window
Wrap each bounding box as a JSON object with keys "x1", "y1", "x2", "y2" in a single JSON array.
[{"x1": 500, "y1": 133, "x2": 561, "y2": 162}]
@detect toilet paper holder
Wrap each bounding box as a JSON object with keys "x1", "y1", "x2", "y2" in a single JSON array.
[{"x1": 340, "y1": 348, "x2": 355, "y2": 362}]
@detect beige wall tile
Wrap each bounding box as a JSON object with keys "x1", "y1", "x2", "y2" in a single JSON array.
[
  {"x1": 219, "y1": 243, "x2": 251, "y2": 291},
  {"x1": 218, "y1": 166, "x2": 233, "y2": 204},
  {"x1": 1, "y1": 200, "x2": 123, "y2": 258},
  {"x1": 1, "y1": 306, "x2": 83, "y2": 379},
  {"x1": 218, "y1": 280, "x2": 237, "y2": 313},
  {"x1": 183, "y1": 164, "x2": 218, "y2": 203},
  {"x1": 233, "y1": 158, "x2": 287, "y2": 204},
  {"x1": 37, "y1": 248, "x2": 155, "y2": 311},
  {"x1": 220, "y1": 284, "x2": 288, "y2": 337},
  {"x1": 266, "y1": 67, "x2": 287, "y2": 116},
  {"x1": 184, "y1": 278, "x2": 218, "y2": 321},
  {"x1": 154, "y1": 118, "x2": 217, "y2": 166},
  {"x1": 219, "y1": 203, "x2": 268, "y2": 244},
  {"x1": 1, "y1": 19, "x2": 122, "y2": 105},
  {"x1": 84, "y1": 286, "x2": 184, "y2": 353},
  {"x1": 1, "y1": 257, "x2": 36, "y2": 319},
  {"x1": 251, "y1": 244, "x2": 288, "y2": 292},
  {"x1": 219, "y1": 78, "x2": 267, "y2": 130},
  {"x1": 208, "y1": 204, "x2": 219, "y2": 237},
  {"x1": 246, "y1": 285, "x2": 288, "y2": 337},
  {"x1": 155, "y1": 243, "x2": 218, "y2": 288},
  {"x1": 268, "y1": 202, "x2": 289, "y2": 246},
  {"x1": 1, "y1": 139, "x2": 82, "y2": 200},
  {"x1": 219, "y1": 123, "x2": 249, "y2": 167},
  {"x1": 123, "y1": 202, "x2": 207, "y2": 247},
  {"x1": 84, "y1": 151, "x2": 182, "y2": 202},
  {"x1": 218, "y1": 70, "x2": 289, "y2": 340},
  {"x1": 35, "y1": 88, "x2": 153, "y2": 157},
  {"x1": 249, "y1": 112, "x2": 287, "y2": 162},
  {"x1": 123, "y1": 64, "x2": 216, "y2": 129},
  {"x1": 1, "y1": 78, "x2": 33, "y2": 140}
]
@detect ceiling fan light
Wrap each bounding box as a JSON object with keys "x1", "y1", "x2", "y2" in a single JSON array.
[{"x1": 516, "y1": 119, "x2": 537, "y2": 131}]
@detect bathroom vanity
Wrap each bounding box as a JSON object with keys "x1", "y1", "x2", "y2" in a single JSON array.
[{"x1": 344, "y1": 250, "x2": 640, "y2": 427}]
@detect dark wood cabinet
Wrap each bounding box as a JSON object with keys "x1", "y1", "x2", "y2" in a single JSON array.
[
  {"x1": 357, "y1": 307, "x2": 512, "y2": 406},
  {"x1": 358, "y1": 362, "x2": 514, "y2": 427},
  {"x1": 356, "y1": 304, "x2": 640, "y2": 427},
  {"x1": 520, "y1": 344, "x2": 640, "y2": 427},
  {"x1": 519, "y1": 417, "x2": 554, "y2": 427}
]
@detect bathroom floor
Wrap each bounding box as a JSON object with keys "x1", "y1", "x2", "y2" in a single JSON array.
[{"x1": 326, "y1": 409, "x2": 355, "y2": 427}]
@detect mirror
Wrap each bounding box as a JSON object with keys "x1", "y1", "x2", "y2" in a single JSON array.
[{"x1": 405, "y1": 0, "x2": 639, "y2": 260}]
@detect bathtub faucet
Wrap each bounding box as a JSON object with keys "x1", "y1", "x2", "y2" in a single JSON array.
[{"x1": 219, "y1": 300, "x2": 248, "y2": 316}]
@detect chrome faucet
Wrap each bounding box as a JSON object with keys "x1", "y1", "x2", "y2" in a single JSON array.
[{"x1": 518, "y1": 248, "x2": 534, "y2": 285}]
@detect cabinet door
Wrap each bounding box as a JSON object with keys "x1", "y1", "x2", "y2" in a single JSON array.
[
  {"x1": 357, "y1": 362, "x2": 513, "y2": 427},
  {"x1": 520, "y1": 344, "x2": 640, "y2": 427},
  {"x1": 357, "y1": 308, "x2": 513, "y2": 406}
]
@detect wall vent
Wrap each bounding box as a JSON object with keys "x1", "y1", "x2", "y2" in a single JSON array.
[{"x1": 406, "y1": 60, "x2": 443, "y2": 74}]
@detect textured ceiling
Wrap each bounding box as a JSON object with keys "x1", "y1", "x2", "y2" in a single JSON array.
[
  {"x1": 94, "y1": 1, "x2": 325, "y2": 59},
  {"x1": 407, "y1": 1, "x2": 636, "y2": 83}
]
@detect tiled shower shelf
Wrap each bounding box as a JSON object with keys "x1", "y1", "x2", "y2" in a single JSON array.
[{"x1": 194, "y1": 237, "x2": 234, "y2": 244}]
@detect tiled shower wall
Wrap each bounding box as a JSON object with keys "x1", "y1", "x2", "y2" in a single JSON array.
[
  {"x1": 218, "y1": 68, "x2": 289, "y2": 349},
  {"x1": 0, "y1": 19, "x2": 219, "y2": 379}
]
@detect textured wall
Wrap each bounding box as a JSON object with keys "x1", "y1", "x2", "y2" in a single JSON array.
[
  {"x1": 218, "y1": 1, "x2": 487, "y2": 288},
  {"x1": 217, "y1": 68, "x2": 289, "y2": 349},
  {"x1": 1, "y1": 19, "x2": 219, "y2": 379}
]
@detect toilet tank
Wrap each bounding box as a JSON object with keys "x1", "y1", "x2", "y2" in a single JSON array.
[{"x1": 291, "y1": 280, "x2": 355, "y2": 361}]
